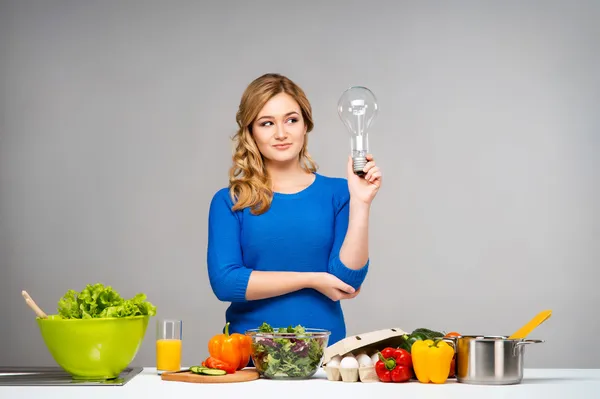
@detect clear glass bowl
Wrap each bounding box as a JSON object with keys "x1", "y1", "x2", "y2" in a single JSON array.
[{"x1": 245, "y1": 328, "x2": 331, "y2": 379}]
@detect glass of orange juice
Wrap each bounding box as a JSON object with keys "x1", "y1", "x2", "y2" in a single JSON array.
[{"x1": 156, "y1": 319, "x2": 182, "y2": 374}]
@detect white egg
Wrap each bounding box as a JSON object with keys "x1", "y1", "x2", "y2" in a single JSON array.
[
  {"x1": 356, "y1": 353, "x2": 372, "y2": 367},
  {"x1": 327, "y1": 355, "x2": 342, "y2": 367},
  {"x1": 340, "y1": 356, "x2": 359, "y2": 369},
  {"x1": 371, "y1": 352, "x2": 380, "y2": 365}
]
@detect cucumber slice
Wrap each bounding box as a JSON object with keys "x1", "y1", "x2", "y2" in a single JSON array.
[
  {"x1": 200, "y1": 368, "x2": 227, "y2": 376},
  {"x1": 189, "y1": 366, "x2": 208, "y2": 374}
]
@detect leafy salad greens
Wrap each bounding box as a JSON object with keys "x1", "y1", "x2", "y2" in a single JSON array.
[
  {"x1": 57, "y1": 283, "x2": 157, "y2": 319},
  {"x1": 251, "y1": 322, "x2": 327, "y2": 378}
]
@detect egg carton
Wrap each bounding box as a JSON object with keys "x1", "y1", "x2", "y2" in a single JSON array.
[
  {"x1": 323, "y1": 353, "x2": 379, "y2": 382},
  {"x1": 323, "y1": 365, "x2": 378, "y2": 382},
  {"x1": 321, "y1": 327, "x2": 408, "y2": 383}
]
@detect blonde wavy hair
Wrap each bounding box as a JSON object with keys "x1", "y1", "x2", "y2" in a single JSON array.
[{"x1": 229, "y1": 73, "x2": 318, "y2": 215}]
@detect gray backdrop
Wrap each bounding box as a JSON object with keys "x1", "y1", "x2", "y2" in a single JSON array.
[{"x1": 1, "y1": 0, "x2": 599, "y2": 369}]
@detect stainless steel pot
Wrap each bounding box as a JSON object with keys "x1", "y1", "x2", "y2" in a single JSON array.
[{"x1": 451, "y1": 335, "x2": 544, "y2": 385}]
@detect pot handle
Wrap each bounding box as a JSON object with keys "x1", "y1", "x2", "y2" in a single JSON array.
[
  {"x1": 513, "y1": 339, "x2": 544, "y2": 356},
  {"x1": 515, "y1": 339, "x2": 545, "y2": 347}
]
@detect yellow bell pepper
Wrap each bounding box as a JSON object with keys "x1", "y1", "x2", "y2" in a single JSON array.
[{"x1": 411, "y1": 339, "x2": 455, "y2": 384}]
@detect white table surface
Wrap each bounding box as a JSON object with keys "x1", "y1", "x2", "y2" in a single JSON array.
[{"x1": 1, "y1": 367, "x2": 599, "y2": 399}]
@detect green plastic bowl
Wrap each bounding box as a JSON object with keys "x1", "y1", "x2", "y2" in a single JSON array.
[{"x1": 36, "y1": 314, "x2": 150, "y2": 380}]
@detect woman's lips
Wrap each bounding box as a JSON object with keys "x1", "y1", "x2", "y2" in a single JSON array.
[{"x1": 273, "y1": 143, "x2": 292, "y2": 150}]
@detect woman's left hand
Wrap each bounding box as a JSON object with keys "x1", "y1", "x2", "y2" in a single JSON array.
[{"x1": 347, "y1": 154, "x2": 382, "y2": 205}]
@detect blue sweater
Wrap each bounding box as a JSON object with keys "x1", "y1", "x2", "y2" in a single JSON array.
[{"x1": 206, "y1": 172, "x2": 369, "y2": 345}]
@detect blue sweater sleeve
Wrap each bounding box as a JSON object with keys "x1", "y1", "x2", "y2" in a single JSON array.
[
  {"x1": 206, "y1": 189, "x2": 252, "y2": 303},
  {"x1": 327, "y1": 182, "x2": 369, "y2": 290}
]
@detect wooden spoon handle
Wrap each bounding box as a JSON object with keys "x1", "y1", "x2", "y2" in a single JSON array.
[
  {"x1": 22, "y1": 290, "x2": 48, "y2": 319},
  {"x1": 509, "y1": 309, "x2": 552, "y2": 339}
]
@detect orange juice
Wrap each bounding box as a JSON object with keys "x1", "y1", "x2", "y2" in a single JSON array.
[{"x1": 156, "y1": 338, "x2": 182, "y2": 371}]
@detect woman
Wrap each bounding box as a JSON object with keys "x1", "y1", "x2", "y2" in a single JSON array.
[{"x1": 207, "y1": 73, "x2": 382, "y2": 345}]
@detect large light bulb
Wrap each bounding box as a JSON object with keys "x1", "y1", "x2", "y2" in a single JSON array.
[{"x1": 337, "y1": 86, "x2": 378, "y2": 176}]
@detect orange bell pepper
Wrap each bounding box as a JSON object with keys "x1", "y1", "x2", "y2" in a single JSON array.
[{"x1": 208, "y1": 322, "x2": 252, "y2": 370}]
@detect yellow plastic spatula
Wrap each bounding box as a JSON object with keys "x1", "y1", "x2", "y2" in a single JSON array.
[{"x1": 509, "y1": 309, "x2": 552, "y2": 339}]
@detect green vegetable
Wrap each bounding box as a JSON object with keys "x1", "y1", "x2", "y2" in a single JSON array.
[
  {"x1": 411, "y1": 328, "x2": 444, "y2": 338},
  {"x1": 189, "y1": 366, "x2": 207, "y2": 374},
  {"x1": 57, "y1": 283, "x2": 157, "y2": 319},
  {"x1": 251, "y1": 322, "x2": 326, "y2": 378},
  {"x1": 189, "y1": 366, "x2": 226, "y2": 376},
  {"x1": 398, "y1": 328, "x2": 445, "y2": 353},
  {"x1": 200, "y1": 368, "x2": 227, "y2": 376}
]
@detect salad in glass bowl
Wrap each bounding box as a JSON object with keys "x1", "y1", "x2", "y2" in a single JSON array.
[{"x1": 246, "y1": 322, "x2": 330, "y2": 379}]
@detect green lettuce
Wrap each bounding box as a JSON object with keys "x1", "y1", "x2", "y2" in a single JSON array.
[
  {"x1": 252, "y1": 322, "x2": 327, "y2": 378},
  {"x1": 57, "y1": 283, "x2": 157, "y2": 319}
]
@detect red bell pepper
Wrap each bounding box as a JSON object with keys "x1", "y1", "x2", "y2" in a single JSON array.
[
  {"x1": 202, "y1": 356, "x2": 237, "y2": 374},
  {"x1": 375, "y1": 347, "x2": 413, "y2": 383},
  {"x1": 449, "y1": 355, "x2": 456, "y2": 378}
]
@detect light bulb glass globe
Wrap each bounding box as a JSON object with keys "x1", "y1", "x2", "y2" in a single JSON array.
[{"x1": 337, "y1": 86, "x2": 378, "y2": 175}]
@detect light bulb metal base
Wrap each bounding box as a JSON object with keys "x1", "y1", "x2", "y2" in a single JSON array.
[{"x1": 352, "y1": 156, "x2": 367, "y2": 176}]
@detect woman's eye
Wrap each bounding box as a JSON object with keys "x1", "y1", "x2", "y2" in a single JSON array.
[{"x1": 259, "y1": 118, "x2": 297, "y2": 127}]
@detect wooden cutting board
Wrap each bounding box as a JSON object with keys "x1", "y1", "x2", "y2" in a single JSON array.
[{"x1": 161, "y1": 368, "x2": 260, "y2": 384}]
